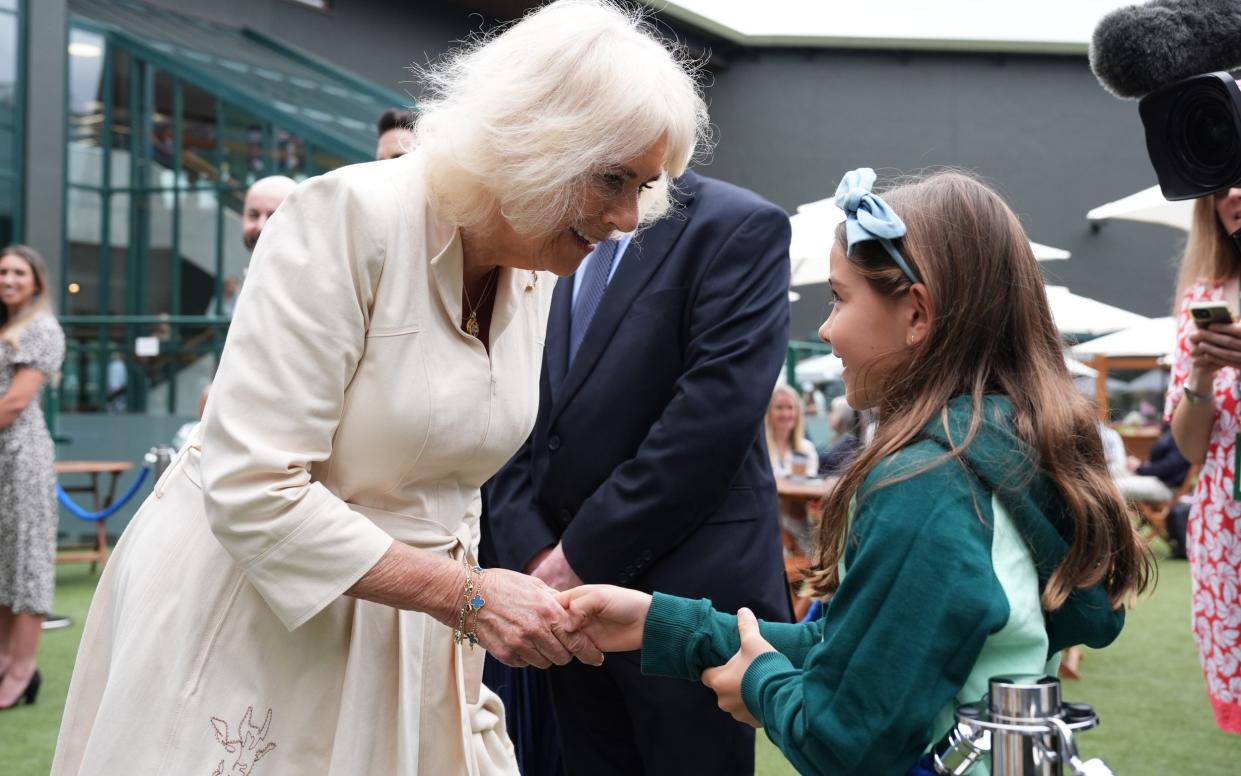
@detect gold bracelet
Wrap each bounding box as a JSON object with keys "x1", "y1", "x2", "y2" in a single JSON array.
[{"x1": 452, "y1": 556, "x2": 487, "y2": 649}]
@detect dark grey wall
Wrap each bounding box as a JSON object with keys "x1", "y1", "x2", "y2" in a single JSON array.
[
  {"x1": 25, "y1": 0, "x2": 67, "y2": 281},
  {"x1": 142, "y1": 0, "x2": 495, "y2": 100},
  {"x1": 136, "y1": 3, "x2": 1180, "y2": 339},
  {"x1": 699, "y1": 48, "x2": 1183, "y2": 339}
]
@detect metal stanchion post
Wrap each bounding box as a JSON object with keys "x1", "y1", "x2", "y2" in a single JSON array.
[{"x1": 929, "y1": 675, "x2": 1116, "y2": 776}]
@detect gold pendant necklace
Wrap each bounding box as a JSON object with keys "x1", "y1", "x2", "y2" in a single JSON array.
[{"x1": 463, "y1": 269, "x2": 499, "y2": 339}]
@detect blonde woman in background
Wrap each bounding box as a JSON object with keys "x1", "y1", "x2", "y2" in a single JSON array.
[
  {"x1": 767, "y1": 383, "x2": 819, "y2": 478},
  {"x1": 767, "y1": 384, "x2": 820, "y2": 556},
  {"x1": 0, "y1": 245, "x2": 65, "y2": 711},
  {"x1": 1166, "y1": 187, "x2": 1241, "y2": 734}
]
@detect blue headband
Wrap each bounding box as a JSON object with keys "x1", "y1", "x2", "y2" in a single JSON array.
[{"x1": 834, "y1": 167, "x2": 921, "y2": 284}]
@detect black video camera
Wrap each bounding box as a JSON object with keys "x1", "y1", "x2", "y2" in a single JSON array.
[
  {"x1": 1092, "y1": 0, "x2": 1241, "y2": 200},
  {"x1": 1139, "y1": 72, "x2": 1241, "y2": 201}
]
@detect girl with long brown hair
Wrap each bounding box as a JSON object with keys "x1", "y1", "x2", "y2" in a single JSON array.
[{"x1": 557, "y1": 168, "x2": 1153, "y2": 775}]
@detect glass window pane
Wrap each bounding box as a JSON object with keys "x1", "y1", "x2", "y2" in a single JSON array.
[
  {"x1": 0, "y1": 8, "x2": 17, "y2": 244},
  {"x1": 65, "y1": 188, "x2": 101, "y2": 315},
  {"x1": 107, "y1": 49, "x2": 134, "y2": 189},
  {"x1": 273, "y1": 127, "x2": 308, "y2": 179},
  {"x1": 180, "y1": 187, "x2": 220, "y2": 314},
  {"x1": 178, "y1": 80, "x2": 219, "y2": 188},
  {"x1": 219, "y1": 106, "x2": 266, "y2": 187},
  {"x1": 0, "y1": 11, "x2": 16, "y2": 123},
  {"x1": 144, "y1": 192, "x2": 174, "y2": 315},
  {"x1": 68, "y1": 28, "x2": 107, "y2": 186}
]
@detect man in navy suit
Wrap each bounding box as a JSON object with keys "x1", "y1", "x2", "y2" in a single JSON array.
[{"x1": 482, "y1": 170, "x2": 792, "y2": 776}]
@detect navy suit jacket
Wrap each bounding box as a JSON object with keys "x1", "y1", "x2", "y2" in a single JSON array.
[{"x1": 482, "y1": 171, "x2": 791, "y2": 619}]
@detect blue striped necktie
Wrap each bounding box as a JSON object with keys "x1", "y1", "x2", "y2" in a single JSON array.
[{"x1": 570, "y1": 239, "x2": 619, "y2": 362}]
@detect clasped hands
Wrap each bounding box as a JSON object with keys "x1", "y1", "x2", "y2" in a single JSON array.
[{"x1": 489, "y1": 553, "x2": 776, "y2": 729}]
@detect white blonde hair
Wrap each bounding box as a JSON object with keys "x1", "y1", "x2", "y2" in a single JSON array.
[{"x1": 413, "y1": 0, "x2": 710, "y2": 237}]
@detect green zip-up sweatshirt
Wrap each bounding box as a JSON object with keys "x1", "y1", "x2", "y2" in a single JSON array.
[{"x1": 640, "y1": 396, "x2": 1125, "y2": 776}]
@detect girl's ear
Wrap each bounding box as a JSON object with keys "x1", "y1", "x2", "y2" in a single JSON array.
[{"x1": 905, "y1": 283, "x2": 934, "y2": 346}]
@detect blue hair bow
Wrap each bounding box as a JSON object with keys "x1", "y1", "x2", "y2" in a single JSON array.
[{"x1": 834, "y1": 167, "x2": 921, "y2": 284}]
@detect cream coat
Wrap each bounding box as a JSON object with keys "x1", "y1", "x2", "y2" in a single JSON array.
[{"x1": 53, "y1": 153, "x2": 553, "y2": 775}]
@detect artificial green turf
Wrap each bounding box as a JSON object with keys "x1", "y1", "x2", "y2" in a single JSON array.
[
  {"x1": 3, "y1": 554, "x2": 1239, "y2": 775},
  {"x1": 0, "y1": 564, "x2": 100, "y2": 776}
]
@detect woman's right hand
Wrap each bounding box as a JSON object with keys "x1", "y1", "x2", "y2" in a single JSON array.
[
  {"x1": 1188, "y1": 321, "x2": 1241, "y2": 382},
  {"x1": 556, "y1": 585, "x2": 652, "y2": 653},
  {"x1": 472, "y1": 568, "x2": 604, "y2": 669}
]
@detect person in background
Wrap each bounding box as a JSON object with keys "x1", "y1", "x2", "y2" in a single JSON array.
[
  {"x1": 800, "y1": 380, "x2": 826, "y2": 416},
  {"x1": 484, "y1": 166, "x2": 792, "y2": 773},
  {"x1": 1135, "y1": 424, "x2": 1194, "y2": 560},
  {"x1": 1135, "y1": 422, "x2": 1192, "y2": 492},
  {"x1": 1166, "y1": 185, "x2": 1241, "y2": 734},
  {"x1": 241, "y1": 175, "x2": 297, "y2": 253},
  {"x1": 768, "y1": 384, "x2": 822, "y2": 558},
  {"x1": 208, "y1": 176, "x2": 296, "y2": 317},
  {"x1": 0, "y1": 245, "x2": 66, "y2": 711},
  {"x1": 1099, "y1": 420, "x2": 1173, "y2": 504},
  {"x1": 377, "y1": 108, "x2": 418, "y2": 161},
  {"x1": 818, "y1": 395, "x2": 861, "y2": 475},
  {"x1": 767, "y1": 383, "x2": 819, "y2": 478}
]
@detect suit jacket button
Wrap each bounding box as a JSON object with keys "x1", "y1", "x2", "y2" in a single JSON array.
[
  {"x1": 641, "y1": 549, "x2": 653, "y2": 561},
  {"x1": 558, "y1": 508, "x2": 572, "y2": 525},
  {"x1": 548, "y1": 435, "x2": 561, "y2": 451}
]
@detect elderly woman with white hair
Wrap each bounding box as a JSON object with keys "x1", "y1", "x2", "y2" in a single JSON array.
[{"x1": 52, "y1": 2, "x2": 708, "y2": 774}]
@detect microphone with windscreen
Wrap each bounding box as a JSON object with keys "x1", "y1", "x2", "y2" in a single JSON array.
[{"x1": 1091, "y1": 0, "x2": 1241, "y2": 199}]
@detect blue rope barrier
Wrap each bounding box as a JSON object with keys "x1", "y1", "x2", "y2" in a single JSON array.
[{"x1": 56, "y1": 466, "x2": 151, "y2": 522}]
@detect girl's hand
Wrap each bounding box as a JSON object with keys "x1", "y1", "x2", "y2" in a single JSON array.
[
  {"x1": 473, "y1": 569, "x2": 604, "y2": 669},
  {"x1": 700, "y1": 608, "x2": 776, "y2": 729},
  {"x1": 556, "y1": 585, "x2": 651, "y2": 652}
]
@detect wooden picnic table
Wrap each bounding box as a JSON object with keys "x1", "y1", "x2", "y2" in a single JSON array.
[{"x1": 55, "y1": 460, "x2": 135, "y2": 573}]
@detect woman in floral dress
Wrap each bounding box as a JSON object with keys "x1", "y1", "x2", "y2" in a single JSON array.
[
  {"x1": 1166, "y1": 188, "x2": 1241, "y2": 734},
  {"x1": 0, "y1": 244, "x2": 65, "y2": 711}
]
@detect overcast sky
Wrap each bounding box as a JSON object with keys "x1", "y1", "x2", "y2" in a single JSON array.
[{"x1": 642, "y1": 1, "x2": 1141, "y2": 51}]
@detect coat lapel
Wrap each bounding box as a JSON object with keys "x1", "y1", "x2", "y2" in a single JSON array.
[
  {"x1": 545, "y1": 276, "x2": 573, "y2": 401},
  {"x1": 548, "y1": 173, "x2": 699, "y2": 425}
]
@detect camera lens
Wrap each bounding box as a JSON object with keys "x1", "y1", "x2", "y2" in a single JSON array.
[
  {"x1": 1182, "y1": 98, "x2": 1236, "y2": 169},
  {"x1": 1172, "y1": 83, "x2": 1241, "y2": 187}
]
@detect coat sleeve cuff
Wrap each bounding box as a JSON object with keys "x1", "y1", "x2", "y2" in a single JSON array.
[
  {"x1": 237, "y1": 495, "x2": 395, "y2": 631},
  {"x1": 640, "y1": 593, "x2": 712, "y2": 680},
  {"x1": 741, "y1": 650, "x2": 796, "y2": 723}
]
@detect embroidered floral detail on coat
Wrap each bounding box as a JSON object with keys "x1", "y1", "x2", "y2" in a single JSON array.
[{"x1": 210, "y1": 706, "x2": 277, "y2": 775}]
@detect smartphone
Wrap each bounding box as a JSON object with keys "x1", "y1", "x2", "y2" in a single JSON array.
[{"x1": 1189, "y1": 301, "x2": 1234, "y2": 328}]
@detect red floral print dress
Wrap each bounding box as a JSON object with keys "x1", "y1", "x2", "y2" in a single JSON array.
[{"x1": 1166, "y1": 280, "x2": 1241, "y2": 735}]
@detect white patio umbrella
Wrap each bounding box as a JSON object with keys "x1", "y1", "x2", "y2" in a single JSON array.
[
  {"x1": 794, "y1": 352, "x2": 844, "y2": 384},
  {"x1": 1075, "y1": 375, "x2": 1128, "y2": 395},
  {"x1": 790, "y1": 198, "x2": 1072, "y2": 287},
  {"x1": 1087, "y1": 184, "x2": 1194, "y2": 232},
  {"x1": 1126, "y1": 367, "x2": 1170, "y2": 393},
  {"x1": 1045, "y1": 285, "x2": 1150, "y2": 338},
  {"x1": 1070, "y1": 316, "x2": 1178, "y2": 359},
  {"x1": 1064, "y1": 354, "x2": 1097, "y2": 378}
]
